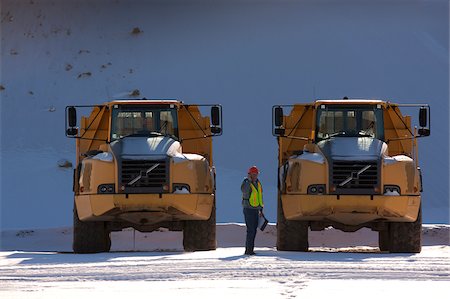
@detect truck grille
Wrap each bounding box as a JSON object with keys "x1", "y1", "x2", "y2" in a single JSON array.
[
  {"x1": 121, "y1": 159, "x2": 168, "y2": 193},
  {"x1": 332, "y1": 160, "x2": 378, "y2": 194}
]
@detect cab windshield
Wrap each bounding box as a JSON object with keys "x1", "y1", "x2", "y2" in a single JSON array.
[
  {"x1": 110, "y1": 105, "x2": 179, "y2": 141},
  {"x1": 315, "y1": 104, "x2": 384, "y2": 142}
]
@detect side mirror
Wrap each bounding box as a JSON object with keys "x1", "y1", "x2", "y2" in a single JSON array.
[
  {"x1": 418, "y1": 106, "x2": 430, "y2": 136},
  {"x1": 273, "y1": 106, "x2": 285, "y2": 136},
  {"x1": 66, "y1": 106, "x2": 78, "y2": 136},
  {"x1": 68, "y1": 106, "x2": 77, "y2": 127},
  {"x1": 419, "y1": 107, "x2": 427, "y2": 127},
  {"x1": 211, "y1": 106, "x2": 220, "y2": 126},
  {"x1": 274, "y1": 106, "x2": 284, "y2": 127},
  {"x1": 210, "y1": 105, "x2": 222, "y2": 135}
]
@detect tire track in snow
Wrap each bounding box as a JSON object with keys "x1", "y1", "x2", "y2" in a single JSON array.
[{"x1": 1, "y1": 248, "x2": 449, "y2": 294}]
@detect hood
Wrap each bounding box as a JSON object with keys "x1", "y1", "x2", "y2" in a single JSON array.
[
  {"x1": 110, "y1": 136, "x2": 182, "y2": 160},
  {"x1": 317, "y1": 137, "x2": 387, "y2": 161}
]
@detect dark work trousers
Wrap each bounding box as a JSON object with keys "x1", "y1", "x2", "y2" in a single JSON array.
[{"x1": 243, "y1": 207, "x2": 259, "y2": 253}]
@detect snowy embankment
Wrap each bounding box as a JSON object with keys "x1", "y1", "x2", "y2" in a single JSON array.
[
  {"x1": 0, "y1": 224, "x2": 449, "y2": 299},
  {"x1": 1, "y1": 223, "x2": 449, "y2": 252}
]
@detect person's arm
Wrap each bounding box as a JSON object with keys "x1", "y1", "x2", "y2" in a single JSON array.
[{"x1": 241, "y1": 178, "x2": 251, "y2": 200}]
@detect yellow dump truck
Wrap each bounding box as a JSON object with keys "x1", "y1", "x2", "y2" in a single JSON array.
[
  {"x1": 272, "y1": 99, "x2": 430, "y2": 253},
  {"x1": 65, "y1": 99, "x2": 222, "y2": 253}
]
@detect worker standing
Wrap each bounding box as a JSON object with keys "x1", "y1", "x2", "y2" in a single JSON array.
[{"x1": 241, "y1": 166, "x2": 264, "y2": 255}]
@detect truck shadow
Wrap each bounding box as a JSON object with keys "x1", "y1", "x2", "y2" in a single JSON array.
[
  {"x1": 2, "y1": 250, "x2": 184, "y2": 265},
  {"x1": 219, "y1": 246, "x2": 422, "y2": 262},
  {"x1": 3, "y1": 243, "x2": 438, "y2": 266}
]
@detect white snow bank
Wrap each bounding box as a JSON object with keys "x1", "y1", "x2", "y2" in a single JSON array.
[{"x1": 1, "y1": 223, "x2": 448, "y2": 252}]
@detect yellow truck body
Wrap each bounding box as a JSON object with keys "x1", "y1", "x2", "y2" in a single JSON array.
[
  {"x1": 66, "y1": 99, "x2": 222, "y2": 253},
  {"x1": 273, "y1": 99, "x2": 430, "y2": 253}
]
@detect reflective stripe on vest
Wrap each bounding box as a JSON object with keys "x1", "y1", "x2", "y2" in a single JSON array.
[{"x1": 249, "y1": 181, "x2": 263, "y2": 207}]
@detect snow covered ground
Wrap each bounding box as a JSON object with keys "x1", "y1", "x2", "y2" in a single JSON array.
[{"x1": 1, "y1": 223, "x2": 449, "y2": 298}]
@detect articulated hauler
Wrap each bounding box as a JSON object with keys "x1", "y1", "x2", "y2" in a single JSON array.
[
  {"x1": 66, "y1": 99, "x2": 222, "y2": 253},
  {"x1": 272, "y1": 99, "x2": 430, "y2": 253}
]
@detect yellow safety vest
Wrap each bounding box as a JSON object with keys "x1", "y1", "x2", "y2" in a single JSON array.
[{"x1": 249, "y1": 181, "x2": 263, "y2": 208}]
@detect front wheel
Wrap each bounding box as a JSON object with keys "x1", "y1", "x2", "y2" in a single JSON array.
[
  {"x1": 276, "y1": 194, "x2": 309, "y2": 251},
  {"x1": 388, "y1": 206, "x2": 422, "y2": 253},
  {"x1": 73, "y1": 202, "x2": 111, "y2": 253},
  {"x1": 183, "y1": 201, "x2": 216, "y2": 251}
]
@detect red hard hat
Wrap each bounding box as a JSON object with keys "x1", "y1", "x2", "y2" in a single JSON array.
[{"x1": 248, "y1": 166, "x2": 259, "y2": 174}]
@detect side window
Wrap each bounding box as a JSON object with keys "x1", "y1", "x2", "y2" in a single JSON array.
[
  {"x1": 361, "y1": 111, "x2": 376, "y2": 136},
  {"x1": 362, "y1": 111, "x2": 375, "y2": 128},
  {"x1": 317, "y1": 111, "x2": 330, "y2": 138},
  {"x1": 160, "y1": 111, "x2": 174, "y2": 134}
]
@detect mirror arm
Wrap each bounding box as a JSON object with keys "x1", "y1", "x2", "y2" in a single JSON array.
[
  {"x1": 278, "y1": 135, "x2": 309, "y2": 141},
  {"x1": 181, "y1": 134, "x2": 217, "y2": 142},
  {"x1": 386, "y1": 134, "x2": 429, "y2": 144}
]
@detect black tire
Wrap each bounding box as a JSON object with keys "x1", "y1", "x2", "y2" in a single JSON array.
[
  {"x1": 276, "y1": 193, "x2": 309, "y2": 251},
  {"x1": 73, "y1": 202, "x2": 111, "y2": 253},
  {"x1": 378, "y1": 230, "x2": 390, "y2": 252},
  {"x1": 183, "y1": 200, "x2": 216, "y2": 251},
  {"x1": 388, "y1": 206, "x2": 422, "y2": 253}
]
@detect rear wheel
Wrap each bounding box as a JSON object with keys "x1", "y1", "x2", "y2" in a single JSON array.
[
  {"x1": 388, "y1": 207, "x2": 422, "y2": 253},
  {"x1": 276, "y1": 194, "x2": 309, "y2": 251},
  {"x1": 183, "y1": 201, "x2": 216, "y2": 251},
  {"x1": 73, "y1": 202, "x2": 111, "y2": 253}
]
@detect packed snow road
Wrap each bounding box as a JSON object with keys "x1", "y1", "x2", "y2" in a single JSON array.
[
  {"x1": 1, "y1": 247, "x2": 449, "y2": 298},
  {"x1": 1, "y1": 224, "x2": 449, "y2": 298}
]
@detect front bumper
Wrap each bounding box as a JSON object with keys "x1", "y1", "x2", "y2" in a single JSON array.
[
  {"x1": 281, "y1": 194, "x2": 420, "y2": 225},
  {"x1": 75, "y1": 193, "x2": 214, "y2": 223}
]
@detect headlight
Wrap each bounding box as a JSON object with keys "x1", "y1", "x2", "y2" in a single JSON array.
[
  {"x1": 98, "y1": 184, "x2": 115, "y2": 194},
  {"x1": 307, "y1": 184, "x2": 326, "y2": 195}
]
